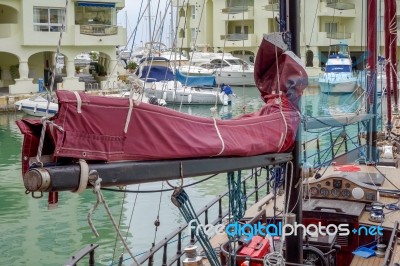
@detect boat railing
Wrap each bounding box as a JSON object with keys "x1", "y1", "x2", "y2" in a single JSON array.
[
  {"x1": 382, "y1": 221, "x2": 400, "y2": 266},
  {"x1": 80, "y1": 24, "x2": 118, "y2": 36},
  {"x1": 63, "y1": 244, "x2": 99, "y2": 266},
  {"x1": 302, "y1": 121, "x2": 364, "y2": 168},
  {"x1": 134, "y1": 167, "x2": 272, "y2": 265}
]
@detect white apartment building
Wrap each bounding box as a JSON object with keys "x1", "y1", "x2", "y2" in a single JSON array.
[
  {"x1": 0, "y1": 0, "x2": 126, "y2": 94},
  {"x1": 173, "y1": 0, "x2": 400, "y2": 76}
]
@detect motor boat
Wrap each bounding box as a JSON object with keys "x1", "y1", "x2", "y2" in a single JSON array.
[
  {"x1": 191, "y1": 53, "x2": 255, "y2": 86},
  {"x1": 319, "y1": 44, "x2": 358, "y2": 94},
  {"x1": 15, "y1": 95, "x2": 58, "y2": 117}
]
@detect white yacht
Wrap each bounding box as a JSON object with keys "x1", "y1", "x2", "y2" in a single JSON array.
[
  {"x1": 190, "y1": 53, "x2": 255, "y2": 86},
  {"x1": 319, "y1": 44, "x2": 358, "y2": 94}
]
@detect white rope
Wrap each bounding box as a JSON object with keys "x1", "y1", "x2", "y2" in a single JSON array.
[
  {"x1": 212, "y1": 118, "x2": 225, "y2": 156},
  {"x1": 124, "y1": 95, "x2": 134, "y2": 133},
  {"x1": 73, "y1": 159, "x2": 88, "y2": 193},
  {"x1": 88, "y1": 177, "x2": 140, "y2": 266},
  {"x1": 72, "y1": 91, "x2": 82, "y2": 114},
  {"x1": 35, "y1": 119, "x2": 64, "y2": 163}
]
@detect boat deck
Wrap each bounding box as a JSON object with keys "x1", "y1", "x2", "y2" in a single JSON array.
[{"x1": 201, "y1": 164, "x2": 400, "y2": 265}]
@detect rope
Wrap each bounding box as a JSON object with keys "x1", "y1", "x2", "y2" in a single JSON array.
[
  {"x1": 87, "y1": 174, "x2": 140, "y2": 266},
  {"x1": 101, "y1": 173, "x2": 219, "y2": 193},
  {"x1": 171, "y1": 187, "x2": 221, "y2": 266},
  {"x1": 124, "y1": 94, "x2": 134, "y2": 133},
  {"x1": 73, "y1": 159, "x2": 88, "y2": 193},
  {"x1": 212, "y1": 118, "x2": 225, "y2": 156},
  {"x1": 72, "y1": 91, "x2": 82, "y2": 114}
]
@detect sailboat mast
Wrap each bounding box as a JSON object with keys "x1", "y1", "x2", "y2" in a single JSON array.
[
  {"x1": 390, "y1": 0, "x2": 398, "y2": 110},
  {"x1": 367, "y1": 0, "x2": 378, "y2": 162},
  {"x1": 384, "y1": 0, "x2": 392, "y2": 129},
  {"x1": 285, "y1": 0, "x2": 302, "y2": 264},
  {"x1": 148, "y1": 0, "x2": 152, "y2": 42}
]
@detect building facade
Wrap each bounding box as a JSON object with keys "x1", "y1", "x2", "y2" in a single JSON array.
[
  {"x1": 173, "y1": 0, "x2": 400, "y2": 76},
  {"x1": 0, "y1": 0, "x2": 126, "y2": 94}
]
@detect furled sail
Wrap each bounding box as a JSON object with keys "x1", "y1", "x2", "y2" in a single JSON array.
[{"x1": 16, "y1": 33, "x2": 308, "y2": 175}]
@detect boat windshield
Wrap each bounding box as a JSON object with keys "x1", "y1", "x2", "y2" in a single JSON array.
[
  {"x1": 225, "y1": 58, "x2": 248, "y2": 67},
  {"x1": 325, "y1": 65, "x2": 352, "y2": 73}
]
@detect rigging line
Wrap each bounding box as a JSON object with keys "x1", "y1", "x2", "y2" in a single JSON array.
[
  {"x1": 100, "y1": 173, "x2": 219, "y2": 193},
  {"x1": 111, "y1": 184, "x2": 142, "y2": 264},
  {"x1": 373, "y1": 165, "x2": 400, "y2": 191},
  {"x1": 178, "y1": 0, "x2": 207, "y2": 111},
  {"x1": 36, "y1": 0, "x2": 69, "y2": 164},
  {"x1": 152, "y1": 181, "x2": 165, "y2": 245},
  {"x1": 89, "y1": 177, "x2": 140, "y2": 266},
  {"x1": 111, "y1": 186, "x2": 129, "y2": 264},
  {"x1": 129, "y1": 0, "x2": 146, "y2": 54},
  {"x1": 307, "y1": 0, "x2": 319, "y2": 47},
  {"x1": 317, "y1": 132, "x2": 348, "y2": 178}
]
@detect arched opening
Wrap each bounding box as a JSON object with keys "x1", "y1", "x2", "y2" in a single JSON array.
[
  {"x1": 0, "y1": 5, "x2": 18, "y2": 38},
  {"x1": 28, "y1": 51, "x2": 67, "y2": 88},
  {"x1": 0, "y1": 52, "x2": 19, "y2": 90},
  {"x1": 179, "y1": 8, "x2": 185, "y2": 17}
]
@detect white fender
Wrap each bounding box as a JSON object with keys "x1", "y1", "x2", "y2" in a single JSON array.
[
  {"x1": 34, "y1": 104, "x2": 37, "y2": 113},
  {"x1": 188, "y1": 93, "x2": 192, "y2": 103},
  {"x1": 162, "y1": 91, "x2": 167, "y2": 100}
]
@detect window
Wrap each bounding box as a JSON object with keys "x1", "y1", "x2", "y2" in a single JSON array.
[
  {"x1": 191, "y1": 5, "x2": 195, "y2": 19},
  {"x1": 235, "y1": 26, "x2": 249, "y2": 34},
  {"x1": 191, "y1": 28, "x2": 196, "y2": 41},
  {"x1": 33, "y1": 8, "x2": 65, "y2": 32},
  {"x1": 75, "y1": 3, "x2": 116, "y2": 26},
  {"x1": 179, "y1": 28, "x2": 185, "y2": 38},
  {"x1": 325, "y1": 22, "x2": 337, "y2": 33}
]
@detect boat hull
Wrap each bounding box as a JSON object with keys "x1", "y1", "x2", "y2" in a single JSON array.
[
  {"x1": 319, "y1": 75, "x2": 358, "y2": 94},
  {"x1": 15, "y1": 97, "x2": 58, "y2": 117},
  {"x1": 215, "y1": 70, "x2": 255, "y2": 86},
  {"x1": 144, "y1": 81, "x2": 226, "y2": 105}
]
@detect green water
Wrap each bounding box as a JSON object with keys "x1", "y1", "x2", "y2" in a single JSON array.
[{"x1": 0, "y1": 87, "x2": 362, "y2": 265}]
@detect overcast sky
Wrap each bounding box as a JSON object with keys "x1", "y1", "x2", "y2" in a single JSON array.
[{"x1": 117, "y1": 1, "x2": 172, "y2": 48}]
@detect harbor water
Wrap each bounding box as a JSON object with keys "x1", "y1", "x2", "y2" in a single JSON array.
[{"x1": 0, "y1": 86, "x2": 365, "y2": 265}]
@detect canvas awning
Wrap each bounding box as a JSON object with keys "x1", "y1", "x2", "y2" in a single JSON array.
[{"x1": 77, "y1": 2, "x2": 115, "y2": 8}]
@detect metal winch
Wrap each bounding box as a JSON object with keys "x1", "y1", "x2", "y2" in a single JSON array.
[
  {"x1": 182, "y1": 245, "x2": 203, "y2": 266},
  {"x1": 369, "y1": 202, "x2": 385, "y2": 223}
]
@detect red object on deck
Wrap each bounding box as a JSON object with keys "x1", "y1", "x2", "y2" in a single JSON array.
[
  {"x1": 16, "y1": 33, "x2": 308, "y2": 175},
  {"x1": 237, "y1": 236, "x2": 270, "y2": 266},
  {"x1": 336, "y1": 165, "x2": 361, "y2": 172}
]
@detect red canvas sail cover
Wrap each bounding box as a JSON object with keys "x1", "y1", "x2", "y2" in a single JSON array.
[{"x1": 16, "y1": 33, "x2": 308, "y2": 173}]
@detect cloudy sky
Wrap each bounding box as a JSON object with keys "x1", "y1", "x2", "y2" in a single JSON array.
[{"x1": 117, "y1": 1, "x2": 173, "y2": 48}]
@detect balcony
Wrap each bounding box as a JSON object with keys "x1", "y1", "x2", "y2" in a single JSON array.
[
  {"x1": 318, "y1": 1, "x2": 356, "y2": 17},
  {"x1": 221, "y1": 6, "x2": 254, "y2": 20},
  {"x1": 327, "y1": 32, "x2": 352, "y2": 39},
  {"x1": 216, "y1": 34, "x2": 257, "y2": 47},
  {"x1": 264, "y1": 3, "x2": 279, "y2": 12},
  {"x1": 80, "y1": 24, "x2": 118, "y2": 36},
  {"x1": 317, "y1": 31, "x2": 356, "y2": 46},
  {"x1": 0, "y1": 23, "x2": 18, "y2": 38},
  {"x1": 326, "y1": 0, "x2": 355, "y2": 10}
]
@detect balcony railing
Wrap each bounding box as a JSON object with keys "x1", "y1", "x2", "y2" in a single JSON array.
[
  {"x1": 221, "y1": 6, "x2": 252, "y2": 14},
  {"x1": 326, "y1": 0, "x2": 355, "y2": 10},
  {"x1": 80, "y1": 24, "x2": 118, "y2": 36},
  {"x1": 220, "y1": 34, "x2": 249, "y2": 41},
  {"x1": 327, "y1": 32, "x2": 351, "y2": 39},
  {"x1": 265, "y1": 3, "x2": 279, "y2": 11}
]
